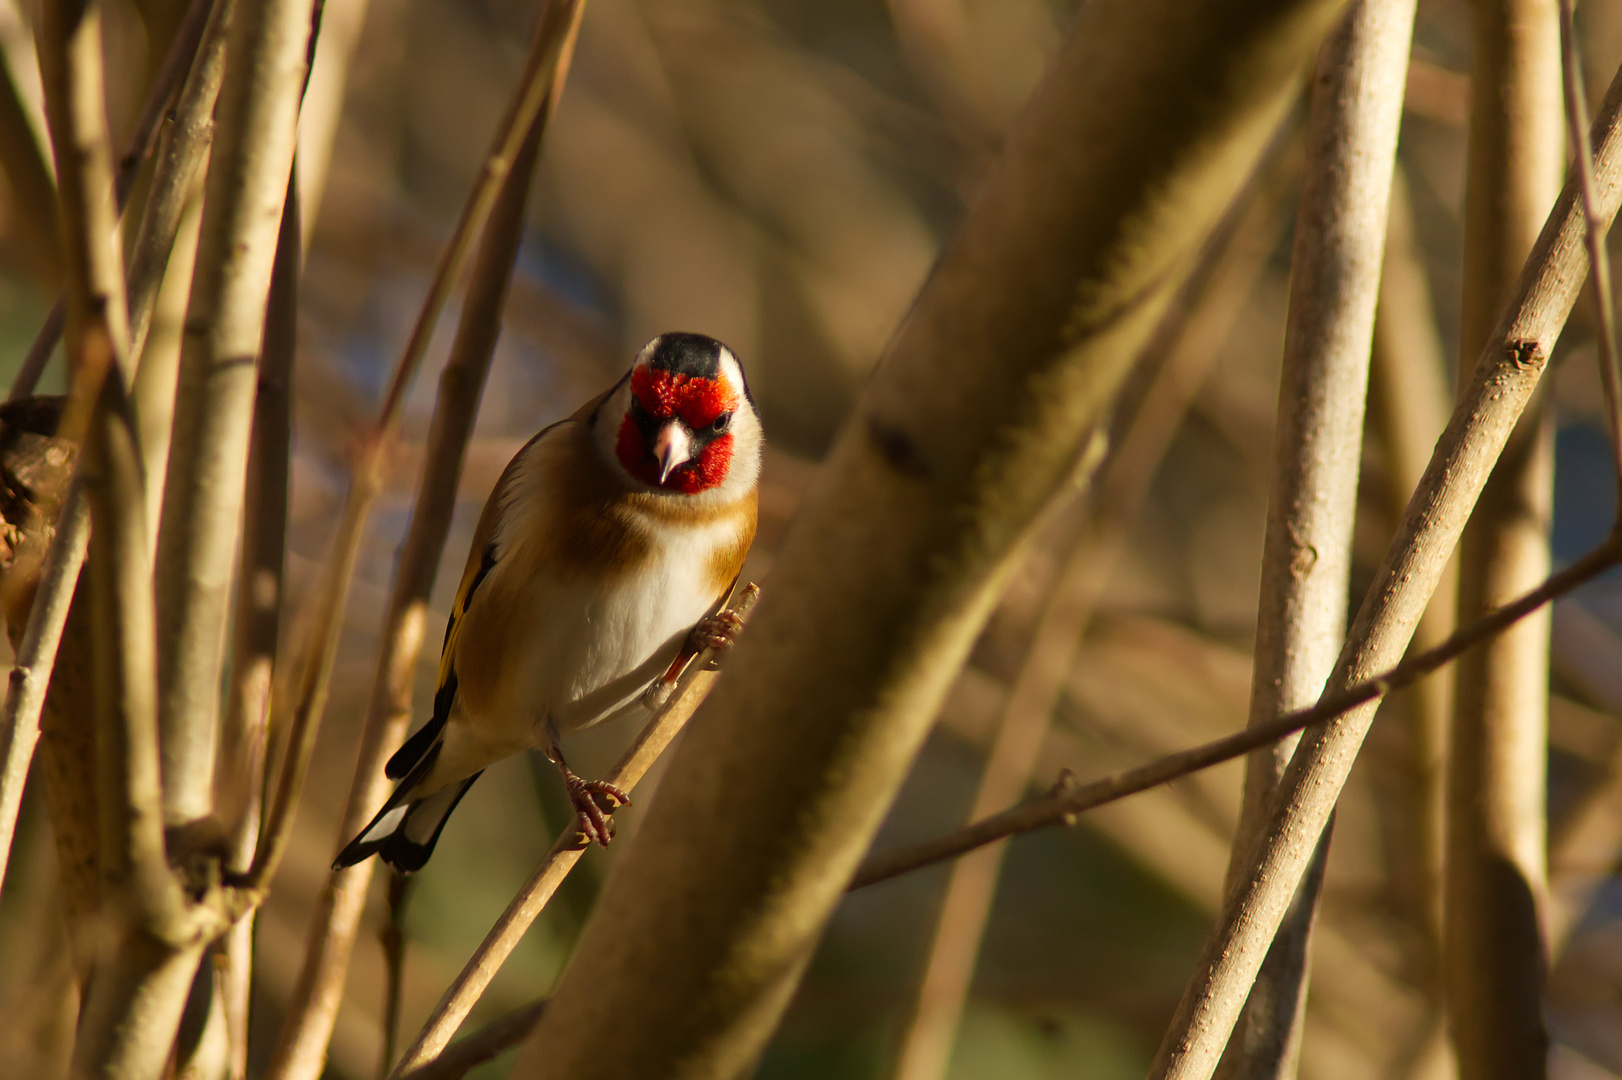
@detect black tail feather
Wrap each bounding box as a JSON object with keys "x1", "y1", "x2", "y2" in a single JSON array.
[{"x1": 335, "y1": 741, "x2": 482, "y2": 872}]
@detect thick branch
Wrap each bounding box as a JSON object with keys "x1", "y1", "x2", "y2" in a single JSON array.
[{"x1": 511, "y1": 0, "x2": 1347, "y2": 1075}]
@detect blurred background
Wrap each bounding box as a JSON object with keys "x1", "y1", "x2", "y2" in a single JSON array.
[{"x1": 0, "y1": 0, "x2": 1619, "y2": 1077}]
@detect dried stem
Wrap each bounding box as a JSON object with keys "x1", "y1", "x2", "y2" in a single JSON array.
[
  {"x1": 8, "y1": 0, "x2": 216, "y2": 400},
  {"x1": 378, "y1": 871, "x2": 413, "y2": 1080},
  {"x1": 389, "y1": 586, "x2": 761, "y2": 1078},
  {"x1": 243, "y1": 0, "x2": 587, "y2": 916},
  {"x1": 1216, "y1": 4, "x2": 1413, "y2": 1077},
  {"x1": 262, "y1": 53, "x2": 566, "y2": 1080},
  {"x1": 1561, "y1": 0, "x2": 1622, "y2": 499},
  {"x1": 851, "y1": 533, "x2": 1622, "y2": 891},
  {"x1": 396, "y1": 1000, "x2": 547, "y2": 1080},
  {"x1": 152, "y1": 0, "x2": 314, "y2": 829},
  {"x1": 0, "y1": 39, "x2": 60, "y2": 287},
  {"x1": 888, "y1": 127, "x2": 1295, "y2": 1080},
  {"x1": 38, "y1": 0, "x2": 208, "y2": 1073}
]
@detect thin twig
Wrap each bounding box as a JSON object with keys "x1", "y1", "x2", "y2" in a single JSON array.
[
  {"x1": 850, "y1": 534, "x2": 1622, "y2": 891},
  {"x1": 389, "y1": 585, "x2": 761, "y2": 1078},
  {"x1": 1560, "y1": 0, "x2": 1622, "y2": 500},
  {"x1": 395, "y1": 1000, "x2": 547, "y2": 1080},
  {"x1": 243, "y1": 0, "x2": 588, "y2": 906},
  {"x1": 7, "y1": 0, "x2": 215, "y2": 401},
  {"x1": 379, "y1": 871, "x2": 413, "y2": 1080},
  {"x1": 220, "y1": 171, "x2": 300, "y2": 1080}
]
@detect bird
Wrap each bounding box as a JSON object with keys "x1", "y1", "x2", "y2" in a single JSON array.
[{"x1": 334, "y1": 332, "x2": 761, "y2": 873}]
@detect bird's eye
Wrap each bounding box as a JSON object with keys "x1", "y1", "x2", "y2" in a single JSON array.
[{"x1": 710, "y1": 412, "x2": 733, "y2": 434}]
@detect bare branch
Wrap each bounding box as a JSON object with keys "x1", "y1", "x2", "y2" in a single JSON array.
[
  {"x1": 1215, "y1": 3, "x2": 1413, "y2": 1075},
  {"x1": 1444, "y1": 1, "x2": 1563, "y2": 1074},
  {"x1": 219, "y1": 172, "x2": 299, "y2": 1080},
  {"x1": 152, "y1": 0, "x2": 314, "y2": 827},
  {"x1": 396, "y1": 1000, "x2": 546, "y2": 1080},
  {"x1": 0, "y1": 486, "x2": 85, "y2": 900},
  {"x1": 851, "y1": 534, "x2": 1622, "y2": 891},
  {"x1": 389, "y1": 586, "x2": 761, "y2": 1078}
]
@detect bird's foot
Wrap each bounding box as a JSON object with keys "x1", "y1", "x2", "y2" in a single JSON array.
[
  {"x1": 565, "y1": 773, "x2": 631, "y2": 847},
  {"x1": 688, "y1": 610, "x2": 743, "y2": 653}
]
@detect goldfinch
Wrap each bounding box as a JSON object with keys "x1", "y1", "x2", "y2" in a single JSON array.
[{"x1": 335, "y1": 332, "x2": 761, "y2": 872}]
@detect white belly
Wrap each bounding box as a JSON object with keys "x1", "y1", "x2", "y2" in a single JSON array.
[{"x1": 488, "y1": 517, "x2": 738, "y2": 743}]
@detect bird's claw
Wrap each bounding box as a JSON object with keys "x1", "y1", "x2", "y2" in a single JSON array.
[
  {"x1": 689, "y1": 610, "x2": 744, "y2": 653},
  {"x1": 566, "y1": 776, "x2": 630, "y2": 847}
]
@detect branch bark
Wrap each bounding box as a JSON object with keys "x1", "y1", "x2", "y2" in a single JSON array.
[
  {"x1": 1146, "y1": 32, "x2": 1622, "y2": 1080},
  {"x1": 152, "y1": 0, "x2": 313, "y2": 829},
  {"x1": 888, "y1": 127, "x2": 1296, "y2": 1080},
  {"x1": 1444, "y1": 1, "x2": 1563, "y2": 1076},
  {"x1": 218, "y1": 174, "x2": 299, "y2": 1080},
  {"x1": 1215, "y1": 4, "x2": 1412, "y2": 1077},
  {"x1": 508, "y1": 0, "x2": 1346, "y2": 1074}
]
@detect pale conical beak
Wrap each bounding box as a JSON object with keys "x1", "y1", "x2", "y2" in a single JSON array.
[{"x1": 654, "y1": 422, "x2": 693, "y2": 483}]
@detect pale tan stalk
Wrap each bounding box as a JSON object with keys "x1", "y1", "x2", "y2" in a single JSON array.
[
  {"x1": 1444, "y1": 1, "x2": 1563, "y2": 1076},
  {"x1": 1216, "y1": 4, "x2": 1413, "y2": 1077},
  {"x1": 0, "y1": 39, "x2": 60, "y2": 286},
  {"x1": 889, "y1": 131, "x2": 1294, "y2": 1080},
  {"x1": 219, "y1": 176, "x2": 299, "y2": 1080},
  {"x1": 1146, "y1": 39, "x2": 1622, "y2": 1080},
  {"x1": 390, "y1": 587, "x2": 761, "y2": 1078},
  {"x1": 510, "y1": 0, "x2": 1345, "y2": 1072},
  {"x1": 152, "y1": 0, "x2": 313, "y2": 829},
  {"x1": 37, "y1": 0, "x2": 204, "y2": 1073}
]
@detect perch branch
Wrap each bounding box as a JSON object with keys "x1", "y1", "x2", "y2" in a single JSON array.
[{"x1": 388, "y1": 586, "x2": 761, "y2": 1078}]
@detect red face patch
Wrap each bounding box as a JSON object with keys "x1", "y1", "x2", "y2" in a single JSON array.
[
  {"x1": 615, "y1": 366, "x2": 740, "y2": 494},
  {"x1": 629, "y1": 366, "x2": 739, "y2": 430}
]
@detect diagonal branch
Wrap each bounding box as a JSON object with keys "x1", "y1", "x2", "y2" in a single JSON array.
[
  {"x1": 388, "y1": 586, "x2": 761, "y2": 1079},
  {"x1": 850, "y1": 533, "x2": 1622, "y2": 891}
]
